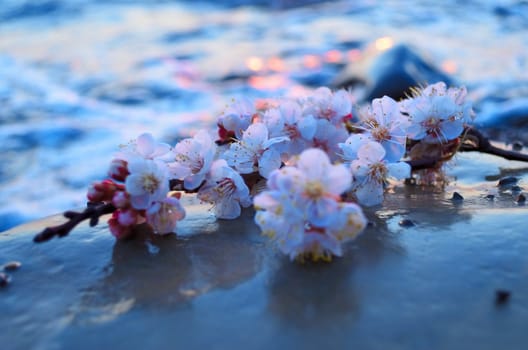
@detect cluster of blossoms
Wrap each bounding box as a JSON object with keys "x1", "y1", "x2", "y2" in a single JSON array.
[{"x1": 89, "y1": 82, "x2": 474, "y2": 261}]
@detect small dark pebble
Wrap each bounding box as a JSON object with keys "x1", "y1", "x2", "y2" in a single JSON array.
[
  {"x1": 451, "y1": 192, "x2": 464, "y2": 201},
  {"x1": 485, "y1": 194, "x2": 495, "y2": 201},
  {"x1": 367, "y1": 221, "x2": 376, "y2": 228},
  {"x1": 404, "y1": 177, "x2": 416, "y2": 186},
  {"x1": 498, "y1": 176, "x2": 518, "y2": 188},
  {"x1": 398, "y1": 219, "x2": 415, "y2": 228},
  {"x1": 516, "y1": 193, "x2": 526, "y2": 205},
  {"x1": 512, "y1": 141, "x2": 523, "y2": 151},
  {"x1": 0, "y1": 272, "x2": 10, "y2": 287},
  {"x1": 495, "y1": 289, "x2": 511, "y2": 305},
  {"x1": 2, "y1": 261, "x2": 21, "y2": 271}
]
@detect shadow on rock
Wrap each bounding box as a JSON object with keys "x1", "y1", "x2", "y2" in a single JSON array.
[
  {"x1": 267, "y1": 217, "x2": 403, "y2": 329},
  {"x1": 73, "y1": 210, "x2": 265, "y2": 323}
]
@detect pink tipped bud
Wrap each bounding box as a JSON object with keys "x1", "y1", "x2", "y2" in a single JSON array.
[
  {"x1": 108, "y1": 217, "x2": 132, "y2": 240},
  {"x1": 88, "y1": 180, "x2": 123, "y2": 202},
  {"x1": 116, "y1": 208, "x2": 139, "y2": 227},
  {"x1": 108, "y1": 159, "x2": 129, "y2": 182},
  {"x1": 112, "y1": 191, "x2": 130, "y2": 208},
  {"x1": 87, "y1": 183, "x2": 104, "y2": 202},
  {"x1": 146, "y1": 198, "x2": 186, "y2": 235}
]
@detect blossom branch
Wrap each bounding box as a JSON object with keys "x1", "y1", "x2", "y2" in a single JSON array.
[
  {"x1": 33, "y1": 202, "x2": 116, "y2": 243},
  {"x1": 460, "y1": 128, "x2": 528, "y2": 162}
]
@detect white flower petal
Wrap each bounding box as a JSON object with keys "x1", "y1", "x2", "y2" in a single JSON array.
[
  {"x1": 259, "y1": 148, "x2": 282, "y2": 178},
  {"x1": 355, "y1": 180, "x2": 384, "y2": 206},
  {"x1": 215, "y1": 198, "x2": 241, "y2": 219},
  {"x1": 387, "y1": 162, "x2": 411, "y2": 180},
  {"x1": 243, "y1": 123, "x2": 268, "y2": 149},
  {"x1": 297, "y1": 148, "x2": 330, "y2": 179},
  {"x1": 382, "y1": 139, "x2": 406, "y2": 162},
  {"x1": 184, "y1": 173, "x2": 205, "y2": 190},
  {"x1": 357, "y1": 141, "x2": 386, "y2": 163},
  {"x1": 130, "y1": 193, "x2": 151, "y2": 210},
  {"x1": 325, "y1": 163, "x2": 352, "y2": 195},
  {"x1": 125, "y1": 174, "x2": 145, "y2": 195},
  {"x1": 137, "y1": 133, "x2": 156, "y2": 157},
  {"x1": 298, "y1": 114, "x2": 317, "y2": 140}
]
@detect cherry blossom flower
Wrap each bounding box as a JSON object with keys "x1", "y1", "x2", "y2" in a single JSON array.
[
  {"x1": 338, "y1": 133, "x2": 371, "y2": 164},
  {"x1": 197, "y1": 159, "x2": 252, "y2": 219},
  {"x1": 359, "y1": 96, "x2": 409, "y2": 162},
  {"x1": 146, "y1": 196, "x2": 186, "y2": 234},
  {"x1": 403, "y1": 82, "x2": 473, "y2": 144},
  {"x1": 223, "y1": 122, "x2": 288, "y2": 178},
  {"x1": 257, "y1": 201, "x2": 367, "y2": 262},
  {"x1": 310, "y1": 119, "x2": 349, "y2": 161},
  {"x1": 263, "y1": 101, "x2": 316, "y2": 157},
  {"x1": 254, "y1": 149, "x2": 367, "y2": 261},
  {"x1": 116, "y1": 133, "x2": 171, "y2": 161},
  {"x1": 350, "y1": 141, "x2": 410, "y2": 206},
  {"x1": 125, "y1": 158, "x2": 170, "y2": 210},
  {"x1": 217, "y1": 97, "x2": 256, "y2": 140},
  {"x1": 293, "y1": 148, "x2": 352, "y2": 226},
  {"x1": 108, "y1": 209, "x2": 143, "y2": 239},
  {"x1": 287, "y1": 202, "x2": 367, "y2": 261},
  {"x1": 168, "y1": 130, "x2": 216, "y2": 190},
  {"x1": 302, "y1": 87, "x2": 353, "y2": 125}
]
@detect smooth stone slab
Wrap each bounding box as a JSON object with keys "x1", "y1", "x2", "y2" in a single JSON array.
[{"x1": 1, "y1": 186, "x2": 528, "y2": 350}]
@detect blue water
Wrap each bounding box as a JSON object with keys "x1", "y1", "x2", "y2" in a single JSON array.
[{"x1": 1, "y1": 0, "x2": 527, "y2": 231}]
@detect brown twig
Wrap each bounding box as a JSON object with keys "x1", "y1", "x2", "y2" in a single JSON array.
[
  {"x1": 33, "y1": 202, "x2": 115, "y2": 243},
  {"x1": 460, "y1": 127, "x2": 528, "y2": 162},
  {"x1": 406, "y1": 158, "x2": 441, "y2": 171}
]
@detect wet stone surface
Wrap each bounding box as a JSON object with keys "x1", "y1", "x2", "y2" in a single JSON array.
[{"x1": 1, "y1": 186, "x2": 528, "y2": 349}]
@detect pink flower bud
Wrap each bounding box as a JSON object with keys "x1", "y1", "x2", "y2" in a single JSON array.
[
  {"x1": 88, "y1": 180, "x2": 124, "y2": 202},
  {"x1": 109, "y1": 159, "x2": 129, "y2": 182},
  {"x1": 112, "y1": 191, "x2": 130, "y2": 208},
  {"x1": 87, "y1": 183, "x2": 104, "y2": 202},
  {"x1": 146, "y1": 198, "x2": 186, "y2": 234},
  {"x1": 116, "y1": 208, "x2": 139, "y2": 226},
  {"x1": 108, "y1": 216, "x2": 132, "y2": 240}
]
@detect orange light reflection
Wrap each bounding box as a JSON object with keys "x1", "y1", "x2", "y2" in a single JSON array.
[
  {"x1": 347, "y1": 49, "x2": 362, "y2": 62},
  {"x1": 375, "y1": 36, "x2": 393, "y2": 51},
  {"x1": 267, "y1": 57, "x2": 285, "y2": 72},
  {"x1": 246, "y1": 56, "x2": 264, "y2": 72},
  {"x1": 324, "y1": 50, "x2": 342, "y2": 63},
  {"x1": 303, "y1": 55, "x2": 321, "y2": 69},
  {"x1": 441, "y1": 60, "x2": 458, "y2": 74},
  {"x1": 249, "y1": 74, "x2": 287, "y2": 90}
]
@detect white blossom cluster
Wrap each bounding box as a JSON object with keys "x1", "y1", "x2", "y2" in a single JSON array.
[{"x1": 89, "y1": 82, "x2": 474, "y2": 261}]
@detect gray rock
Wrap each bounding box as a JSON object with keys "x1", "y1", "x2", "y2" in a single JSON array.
[
  {"x1": 1, "y1": 191, "x2": 528, "y2": 348},
  {"x1": 334, "y1": 44, "x2": 452, "y2": 101}
]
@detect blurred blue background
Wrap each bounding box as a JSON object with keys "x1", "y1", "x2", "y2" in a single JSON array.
[{"x1": 1, "y1": 0, "x2": 527, "y2": 231}]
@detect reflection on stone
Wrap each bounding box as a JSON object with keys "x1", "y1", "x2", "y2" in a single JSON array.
[{"x1": 73, "y1": 207, "x2": 264, "y2": 324}]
